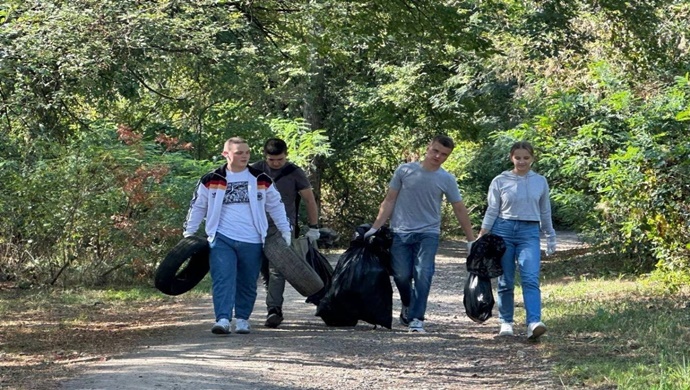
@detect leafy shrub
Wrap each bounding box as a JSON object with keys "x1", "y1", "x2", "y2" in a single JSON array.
[
  {"x1": 0, "y1": 122, "x2": 214, "y2": 286},
  {"x1": 479, "y1": 69, "x2": 690, "y2": 287}
]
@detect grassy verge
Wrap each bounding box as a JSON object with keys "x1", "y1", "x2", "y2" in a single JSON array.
[
  {"x1": 0, "y1": 277, "x2": 212, "y2": 390},
  {"x1": 2, "y1": 246, "x2": 689, "y2": 389},
  {"x1": 536, "y1": 249, "x2": 690, "y2": 389}
]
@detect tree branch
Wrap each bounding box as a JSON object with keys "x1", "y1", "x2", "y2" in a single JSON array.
[{"x1": 128, "y1": 68, "x2": 187, "y2": 101}]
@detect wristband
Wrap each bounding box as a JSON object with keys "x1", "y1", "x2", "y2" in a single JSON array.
[{"x1": 308, "y1": 224, "x2": 319, "y2": 229}]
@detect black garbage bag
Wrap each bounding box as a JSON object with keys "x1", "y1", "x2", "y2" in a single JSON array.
[
  {"x1": 352, "y1": 223, "x2": 393, "y2": 274},
  {"x1": 305, "y1": 245, "x2": 334, "y2": 306},
  {"x1": 466, "y1": 234, "x2": 506, "y2": 278},
  {"x1": 315, "y1": 239, "x2": 392, "y2": 328},
  {"x1": 463, "y1": 273, "x2": 494, "y2": 324}
]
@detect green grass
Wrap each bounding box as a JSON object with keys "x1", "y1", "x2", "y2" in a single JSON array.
[
  {"x1": 0, "y1": 274, "x2": 217, "y2": 390},
  {"x1": 3, "y1": 247, "x2": 688, "y2": 389},
  {"x1": 0, "y1": 275, "x2": 213, "y2": 316},
  {"x1": 98, "y1": 275, "x2": 213, "y2": 301},
  {"x1": 535, "y1": 249, "x2": 690, "y2": 389}
]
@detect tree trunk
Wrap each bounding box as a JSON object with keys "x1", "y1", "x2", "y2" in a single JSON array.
[{"x1": 302, "y1": 15, "x2": 326, "y2": 208}]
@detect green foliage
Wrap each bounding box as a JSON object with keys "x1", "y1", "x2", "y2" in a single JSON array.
[
  {"x1": 320, "y1": 135, "x2": 404, "y2": 232},
  {"x1": 0, "y1": 122, "x2": 213, "y2": 286},
  {"x1": 485, "y1": 65, "x2": 690, "y2": 283},
  {"x1": 1, "y1": 0, "x2": 690, "y2": 285},
  {"x1": 266, "y1": 118, "x2": 332, "y2": 168},
  {"x1": 1, "y1": 2, "x2": 689, "y2": 387}
]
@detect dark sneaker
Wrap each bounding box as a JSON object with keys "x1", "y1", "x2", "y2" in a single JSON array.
[
  {"x1": 399, "y1": 305, "x2": 409, "y2": 326},
  {"x1": 264, "y1": 307, "x2": 284, "y2": 328}
]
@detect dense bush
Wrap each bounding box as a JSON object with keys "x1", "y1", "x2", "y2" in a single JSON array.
[
  {"x1": 470, "y1": 71, "x2": 690, "y2": 288},
  {"x1": 0, "y1": 123, "x2": 212, "y2": 286}
]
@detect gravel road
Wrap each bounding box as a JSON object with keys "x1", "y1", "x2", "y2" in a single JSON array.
[{"x1": 60, "y1": 232, "x2": 584, "y2": 390}]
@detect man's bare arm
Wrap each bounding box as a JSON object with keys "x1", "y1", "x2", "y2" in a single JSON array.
[{"x1": 451, "y1": 200, "x2": 476, "y2": 242}]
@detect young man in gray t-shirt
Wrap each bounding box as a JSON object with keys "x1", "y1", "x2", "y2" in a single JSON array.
[
  {"x1": 366, "y1": 135, "x2": 476, "y2": 333},
  {"x1": 251, "y1": 138, "x2": 320, "y2": 328}
]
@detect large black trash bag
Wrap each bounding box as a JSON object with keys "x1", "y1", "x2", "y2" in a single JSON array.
[
  {"x1": 316, "y1": 238, "x2": 392, "y2": 328},
  {"x1": 466, "y1": 234, "x2": 506, "y2": 278},
  {"x1": 352, "y1": 223, "x2": 393, "y2": 274},
  {"x1": 305, "y1": 244, "x2": 334, "y2": 306},
  {"x1": 463, "y1": 273, "x2": 495, "y2": 323}
]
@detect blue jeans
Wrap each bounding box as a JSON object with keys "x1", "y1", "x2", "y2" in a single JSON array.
[
  {"x1": 209, "y1": 233, "x2": 264, "y2": 322},
  {"x1": 390, "y1": 232, "x2": 440, "y2": 321},
  {"x1": 490, "y1": 218, "x2": 542, "y2": 324}
]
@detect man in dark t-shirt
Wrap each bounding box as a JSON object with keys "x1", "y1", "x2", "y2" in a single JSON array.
[{"x1": 251, "y1": 138, "x2": 320, "y2": 328}]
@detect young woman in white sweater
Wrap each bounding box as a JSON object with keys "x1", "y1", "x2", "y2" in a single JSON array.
[{"x1": 479, "y1": 141, "x2": 556, "y2": 340}]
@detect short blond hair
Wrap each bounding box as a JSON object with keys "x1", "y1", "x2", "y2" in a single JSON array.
[{"x1": 224, "y1": 137, "x2": 248, "y2": 150}]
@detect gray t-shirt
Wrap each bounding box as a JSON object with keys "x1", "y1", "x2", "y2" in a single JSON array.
[
  {"x1": 389, "y1": 162, "x2": 462, "y2": 234},
  {"x1": 251, "y1": 161, "x2": 312, "y2": 226}
]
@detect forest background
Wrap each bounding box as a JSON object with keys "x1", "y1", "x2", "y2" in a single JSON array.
[{"x1": 1, "y1": 1, "x2": 689, "y2": 290}]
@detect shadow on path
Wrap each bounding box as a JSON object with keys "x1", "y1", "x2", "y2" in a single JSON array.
[{"x1": 61, "y1": 233, "x2": 584, "y2": 390}]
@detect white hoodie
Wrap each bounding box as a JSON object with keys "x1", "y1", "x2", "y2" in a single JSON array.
[{"x1": 481, "y1": 170, "x2": 556, "y2": 238}]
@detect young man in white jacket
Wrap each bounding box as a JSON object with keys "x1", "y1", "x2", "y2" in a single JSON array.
[{"x1": 184, "y1": 137, "x2": 292, "y2": 335}]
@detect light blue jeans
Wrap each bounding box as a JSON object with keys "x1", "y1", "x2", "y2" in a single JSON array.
[
  {"x1": 490, "y1": 218, "x2": 542, "y2": 324},
  {"x1": 209, "y1": 233, "x2": 264, "y2": 322},
  {"x1": 390, "y1": 232, "x2": 440, "y2": 322}
]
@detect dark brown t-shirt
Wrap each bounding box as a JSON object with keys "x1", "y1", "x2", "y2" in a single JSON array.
[{"x1": 250, "y1": 161, "x2": 312, "y2": 226}]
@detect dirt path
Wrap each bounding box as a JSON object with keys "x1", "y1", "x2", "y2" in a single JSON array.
[{"x1": 60, "y1": 233, "x2": 583, "y2": 390}]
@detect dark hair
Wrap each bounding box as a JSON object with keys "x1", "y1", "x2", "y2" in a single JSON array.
[
  {"x1": 263, "y1": 138, "x2": 288, "y2": 155},
  {"x1": 509, "y1": 141, "x2": 535, "y2": 157},
  {"x1": 431, "y1": 135, "x2": 455, "y2": 150}
]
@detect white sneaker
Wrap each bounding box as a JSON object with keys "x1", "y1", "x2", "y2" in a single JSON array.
[
  {"x1": 527, "y1": 321, "x2": 547, "y2": 340},
  {"x1": 235, "y1": 318, "x2": 251, "y2": 334},
  {"x1": 211, "y1": 318, "x2": 231, "y2": 335},
  {"x1": 499, "y1": 322, "x2": 514, "y2": 336},
  {"x1": 408, "y1": 318, "x2": 426, "y2": 333}
]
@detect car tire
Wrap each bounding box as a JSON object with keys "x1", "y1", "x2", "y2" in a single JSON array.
[
  {"x1": 263, "y1": 230, "x2": 324, "y2": 297},
  {"x1": 154, "y1": 236, "x2": 210, "y2": 296}
]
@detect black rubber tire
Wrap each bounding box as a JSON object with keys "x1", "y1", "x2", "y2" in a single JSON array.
[
  {"x1": 263, "y1": 231, "x2": 324, "y2": 297},
  {"x1": 154, "y1": 236, "x2": 210, "y2": 296}
]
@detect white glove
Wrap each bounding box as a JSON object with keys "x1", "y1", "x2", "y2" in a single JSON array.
[
  {"x1": 363, "y1": 227, "x2": 378, "y2": 240},
  {"x1": 305, "y1": 228, "x2": 320, "y2": 242},
  {"x1": 281, "y1": 231, "x2": 292, "y2": 247},
  {"x1": 546, "y1": 237, "x2": 557, "y2": 256},
  {"x1": 466, "y1": 240, "x2": 475, "y2": 253}
]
